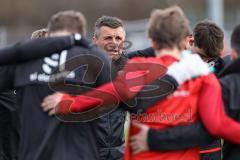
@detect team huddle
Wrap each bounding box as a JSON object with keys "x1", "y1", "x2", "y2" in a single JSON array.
[{"x1": 0, "y1": 5, "x2": 240, "y2": 160}]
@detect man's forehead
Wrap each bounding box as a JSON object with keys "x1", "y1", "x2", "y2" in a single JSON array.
[{"x1": 99, "y1": 26, "x2": 125, "y2": 36}]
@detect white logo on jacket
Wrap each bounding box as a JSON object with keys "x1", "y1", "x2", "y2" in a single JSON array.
[{"x1": 30, "y1": 50, "x2": 75, "y2": 82}]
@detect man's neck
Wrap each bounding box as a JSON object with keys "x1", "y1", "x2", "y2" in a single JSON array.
[
  {"x1": 49, "y1": 30, "x2": 73, "y2": 37},
  {"x1": 155, "y1": 47, "x2": 181, "y2": 60}
]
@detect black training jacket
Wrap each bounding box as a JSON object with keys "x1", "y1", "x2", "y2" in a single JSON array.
[{"x1": 0, "y1": 43, "x2": 112, "y2": 160}]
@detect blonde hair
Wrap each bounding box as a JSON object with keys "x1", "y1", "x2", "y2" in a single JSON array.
[{"x1": 31, "y1": 28, "x2": 48, "y2": 39}]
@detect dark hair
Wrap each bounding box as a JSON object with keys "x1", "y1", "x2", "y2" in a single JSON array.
[
  {"x1": 94, "y1": 16, "x2": 124, "y2": 37},
  {"x1": 231, "y1": 24, "x2": 240, "y2": 56},
  {"x1": 47, "y1": 10, "x2": 87, "y2": 36},
  {"x1": 148, "y1": 6, "x2": 191, "y2": 50},
  {"x1": 193, "y1": 20, "x2": 224, "y2": 58}
]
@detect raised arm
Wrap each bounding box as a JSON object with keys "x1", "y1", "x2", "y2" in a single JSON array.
[{"x1": 0, "y1": 34, "x2": 90, "y2": 64}]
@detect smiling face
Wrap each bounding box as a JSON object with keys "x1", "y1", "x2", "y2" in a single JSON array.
[{"x1": 93, "y1": 26, "x2": 125, "y2": 60}]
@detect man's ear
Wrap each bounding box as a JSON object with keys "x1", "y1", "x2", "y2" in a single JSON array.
[
  {"x1": 92, "y1": 36, "x2": 97, "y2": 44},
  {"x1": 188, "y1": 35, "x2": 194, "y2": 46},
  {"x1": 189, "y1": 39, "x2": 194, "y2": 46},
  {"x1": 184, "y1": 35, "x2": 194, "y2": 50},
  {"x1": 230, "y1": 48, "x2": 238, "y2": 60}
]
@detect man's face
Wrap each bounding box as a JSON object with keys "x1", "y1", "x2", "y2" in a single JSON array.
[{"x1": 93, "y1": 26, "x2": 125, "y2": 60}]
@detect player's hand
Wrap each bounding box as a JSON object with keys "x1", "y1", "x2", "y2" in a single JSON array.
[
  {"x1": 130, "y1": 121, "x2": 150, "y2": 154},
  {"x1": 41, "y1": 92, "x2": 64, "y2": 116}
]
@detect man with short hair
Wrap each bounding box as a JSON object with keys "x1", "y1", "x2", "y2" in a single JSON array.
[
  {"x1": 93, "y1": 16, "x2": 125, "y2": 61},
  {"x1": 186, "y1": 20, "x2": 225, "y2": 160},
  {"x1": 47, "y1": 10, "x2": 87, "y2": 37},
  {"x1": 191, "y1": 21, "x2": 224, "y2": 59},
  {"x1": 189, "y1": 20, "x2": 225, "y2": 74},
  {"x1": 0, "y1": 10, "x2": 111, "y2": 160},
  {"x1": 91, "y1": 16, "x2": 127, "y2": 160},
  {"x1": 129, "y1": 20, "x2": 226, "y2": 160}
]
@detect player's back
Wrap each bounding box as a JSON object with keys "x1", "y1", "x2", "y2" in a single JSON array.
[
  {"x1": 125, "y1": 55, "x2": 219, "y2": 160},
  {"x1": 14, "y1": 46, "x2": 110, "y2": 160}
]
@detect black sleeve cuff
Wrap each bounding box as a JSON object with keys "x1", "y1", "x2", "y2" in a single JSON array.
[{"x1": 148, "y1": 128, "x2": 165, "y2": 151}]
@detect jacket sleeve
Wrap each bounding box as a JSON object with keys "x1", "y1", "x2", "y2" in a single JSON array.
[
  {"x1": 127, "y1": 47, "x2": 155, "y2": 59},
  {"x1": 122, "y1": 74, "x2": 178, "y2": 113},
  {"x1": 58, "y1": 58, "x2": 167, "y2": 114},
  {"x1": 198, "y1": 74, "x2": 240, "y2": 143},
  {"x1": 147, "y1": 122, "x2": 213, "y2": 151},
  {"x1": 0, "y1": 36, "x2": 74, "y2": 65}
]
